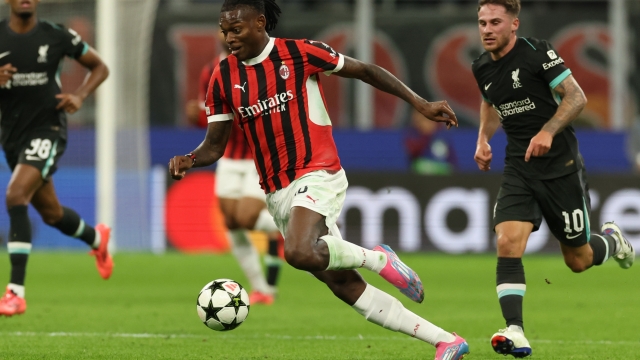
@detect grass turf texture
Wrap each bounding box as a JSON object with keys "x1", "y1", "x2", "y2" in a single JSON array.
[{"x1": 0, "y1": 252, "x2": 638, "y2": 359}]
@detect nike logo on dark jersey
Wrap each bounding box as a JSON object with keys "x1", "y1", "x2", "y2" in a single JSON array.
[
  {"x1": 484, "y1": 82, "x2": 492, "y2": 90},
  {"x1": 0, "y1": 51, "x2": 10, "y2": 59}
]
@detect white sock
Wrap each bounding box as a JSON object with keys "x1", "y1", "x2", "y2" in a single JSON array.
[
  {"x1": 91, "y1": 229, "x2": 101, "y2": 249},
  {"x1": 254, "y1": 209, "x2": 279, "y2": 233},
  {"x1": 8, "y1": 283, "x2": 25, "y2": 298},
  {"x1": 320, "y1": 234, "x2": 387, "y2": 272},
  {"x1": 228, "y1": 230, "x2": 271, "y2": 294},
  {"x1": 352, "y1": 284, "x2": 455, "y2": 346}
]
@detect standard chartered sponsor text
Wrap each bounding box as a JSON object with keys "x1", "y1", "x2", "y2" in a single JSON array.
[
  {"x1": 498, "y1": 97, "x2": 536, "y2": 117},
  {"x1": 12, "y1": 72, "x2": 48, "y2": 87}
]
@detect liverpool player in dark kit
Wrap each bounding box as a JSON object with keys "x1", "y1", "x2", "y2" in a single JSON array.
[
  {"x1": 0, "y1": 0, "x2": 112, "y2": 316},
  {"x1": 471, "y1": 0, "x2": 635, "y2": 357},
  {"x1": 170, "y1": 1, "x2": 469, "y2": 359}
]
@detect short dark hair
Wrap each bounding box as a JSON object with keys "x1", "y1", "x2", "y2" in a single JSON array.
[
  {"x1": 221, "y1": 0, "x2": 282, "y2": 33},
  {"x1": 478, "y1": 0, "x2": 521, "y2": 17}
]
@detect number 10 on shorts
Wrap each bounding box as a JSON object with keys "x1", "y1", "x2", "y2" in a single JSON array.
[{"x1": 562, "y1": 209, "x2": 584, "y2": 234}]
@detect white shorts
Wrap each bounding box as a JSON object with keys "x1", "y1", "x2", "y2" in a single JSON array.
[
  {"x1": 215, "y1": 158, "x2": 266, "y2": 201},
  {"x1": 266, "y1": 169, "x2": 348, "y2": 237}
]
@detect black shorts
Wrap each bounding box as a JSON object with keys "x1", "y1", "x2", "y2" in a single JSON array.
[
  {"x1": 493, "y1": 167, "x2": 591, "y2": 247},
  {"x1": 3, "y1": 130, "x2": 67, "y2": 180}
]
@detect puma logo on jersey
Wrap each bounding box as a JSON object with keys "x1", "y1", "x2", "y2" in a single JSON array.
[
  {"x1": 38, "y1": 45, "x2": 49, "y2": 63},
  {"x1": 512, "y1": 68, "x2": 522, "y2": 89},
  {"x1": 234, "y1": 82, "x2": 247, "y2": 92},
  {"x1": 484, "y1": 82, "x2": 492, "y2": 91}
]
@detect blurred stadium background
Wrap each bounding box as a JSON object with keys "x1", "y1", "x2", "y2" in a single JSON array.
[{"x1": 0, "y1": 0, "x2": 638, "y2": 256}]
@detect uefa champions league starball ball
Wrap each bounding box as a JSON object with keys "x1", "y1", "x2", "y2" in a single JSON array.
[{"x1": 196, "y1": 279, "x2": 250, "y2": 331}]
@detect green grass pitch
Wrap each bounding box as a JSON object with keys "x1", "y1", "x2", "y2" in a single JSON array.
[{"x1": 0, "y1": 252, "x2": 638, "y2": 359}]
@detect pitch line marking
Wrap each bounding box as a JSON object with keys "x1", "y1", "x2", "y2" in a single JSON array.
[{"x1": 1, "y1": 332, "x2": 639, "y2": 346}]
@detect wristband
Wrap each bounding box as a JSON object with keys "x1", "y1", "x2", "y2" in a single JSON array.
[{"x1": 185, "y1": 152, "x2": 196, "y2": 166}]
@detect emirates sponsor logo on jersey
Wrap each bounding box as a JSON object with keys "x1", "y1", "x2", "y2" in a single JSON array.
[
  {"x1": 543, "y1": 57, "x2": 565, "y2": 70},
  {"x1": 497, "y1": 97, "x2": 537, "y2": 117},
  {"x1": 237, "y1": 90, "x2": 294, "y2": 119}
]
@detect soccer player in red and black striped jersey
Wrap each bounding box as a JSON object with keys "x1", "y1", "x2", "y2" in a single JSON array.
[
  {"x1": 170, "y1": 1, "x2": 469, "y2": 358},
  {"x1": 186, "y1": 37, "x2": 282, "y2": 305}
]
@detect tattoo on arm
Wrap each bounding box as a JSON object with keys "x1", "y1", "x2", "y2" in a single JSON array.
[
  {"x1": 541, "y1": 75, "x2": 587, "y2": 136},
  {"x1": 193, "y1": 121, "x2": 232, "y2": 167}
]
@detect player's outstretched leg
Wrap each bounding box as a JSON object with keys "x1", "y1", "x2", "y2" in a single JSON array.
[
  {"x1": 320, "y1": 235, "x2": 424, "y2": 303},
  {"x1": 601, "y1": 222, "x2": 635, "y2": 269},
  {"x1": 314, "y1": 270, "x2": 468, "y2": 360},
  {"x1": 491, "y1": 326, "x2": 532, "y2": 358}
]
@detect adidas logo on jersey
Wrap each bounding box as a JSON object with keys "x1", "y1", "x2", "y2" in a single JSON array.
[
  {"x1": 543, "y1": 57, "x2": 565, "y2": 70},
  {"x1": 237, "y1": 90, "x2": 294, "y2": 119}
]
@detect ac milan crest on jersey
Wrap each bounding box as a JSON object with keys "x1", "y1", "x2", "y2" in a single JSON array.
[{"x1": 279, "y1": 62, "x2": 290, "y2": 80}]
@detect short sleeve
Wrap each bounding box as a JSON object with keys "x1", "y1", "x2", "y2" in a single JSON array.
[
  {"x1": 58, "y1": 25, "x2": 89, "y2": 59},
  {"x1": 302, "y1": 40, "x2": 344, "y2": 76},
  {"x1": 528, "y1": 39, "x2": 571, "y2": 89},
  {"x1": 471, "y1": 61, "x2": 492, "y2": 104},
  {"x1": 204, "y1": 64, "x2": 233, "y2": 123}
]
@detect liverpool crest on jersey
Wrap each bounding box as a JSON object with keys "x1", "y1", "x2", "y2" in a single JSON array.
[{"x1": 37, "y1": 45, "x2": 49, "y2": 63}]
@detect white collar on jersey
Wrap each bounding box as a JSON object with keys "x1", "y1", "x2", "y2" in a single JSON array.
[{"x1": 242, "y1": 37, "x2": 275, "y2": 66}]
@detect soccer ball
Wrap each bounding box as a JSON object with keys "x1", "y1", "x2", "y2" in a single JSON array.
[{"x1": 196, "y1": 279, "x2": 250, "y2": 331}]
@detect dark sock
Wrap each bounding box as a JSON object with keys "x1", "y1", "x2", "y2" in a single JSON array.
[
  {"x1": 497, "y1": 257, "x2": 526, "y2": 331},
  {"x1": 265, "y1": 236, "x2": 282, "y2": 287},
  {"x1": 589, "y1": 234, "x2": 617, "y2": 266},
  {"x1": 51, "y1": 207, "x2": 97, "y2": 248},
  {"x1": 8, "y1": 205, "x2": 32, "y2": 286}
]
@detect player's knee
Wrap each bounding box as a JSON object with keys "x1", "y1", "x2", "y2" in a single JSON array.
[
  {"x1": 5, "y1": 188, "x2": 30, "y2": 208},
  {"x1": 224, "y1": 217, "x2": 241, "y2": 230},
  {"x1": 283, "y1": 243, "x2": 317, "y2": 271},
  {"x1": 565, "y1": 258, "x2": 589, "y2": 273},
  {"x1": 234, "y1": 213, "x2": 257, "y2": 230},
  {"x1": 496, "y1": 232, "x2": 521, "y2": 252}
]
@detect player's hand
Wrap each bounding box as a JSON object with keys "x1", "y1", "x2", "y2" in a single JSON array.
[
  {"x1": 0, "y1": 63, "x2": 17, "y2": 87},
  {"x1": 169, "y1": 155, "x2": 193, "y2": 180},
  {"x1": 525, "y1": 130, "x2": 553, "y2": 162},
  {"x1": 415, "y1": 100, "x2": 458, "y2": 129},
  {"x1": 55, "y1": 93, "x2": 83, "y2": 114},
  {"x1": 475, "y1": 141, "x2": 492, "y2": 171}
]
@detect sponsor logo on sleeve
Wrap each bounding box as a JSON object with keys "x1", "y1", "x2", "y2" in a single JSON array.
[
  {"x1": 547, "y1": 50, "x2": 558, "y2": 59},
  {"x1": 543, "y1": 56, "x2": 565, "y2": 70}
]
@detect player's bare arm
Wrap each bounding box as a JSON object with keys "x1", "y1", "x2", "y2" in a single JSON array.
[
  {"x1": 475, "y1": 99, "x2": 501, "y2": 171},
  {"x1": 169, "y1": 120, "x2": 233, "y2": 180},
  {"x1": 55, "y1": 47, "x2": 109, "y2": 114},
  {"x1": 525, "y1": 75, "x2": 586, "y2": 162},
  {"x1": 0, "y1": 63, "x2": 17, "y2": 86},
  {"x1": 335, "y1": 56, "x2": 458, "y2": 128}
]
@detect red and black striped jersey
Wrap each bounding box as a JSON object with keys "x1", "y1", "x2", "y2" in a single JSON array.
[
  {"x1": 198, "y1": 56, "x2": 251, "y2": 160},
  {"x1": 205, "y1": 37, "x2": 344, "y2": 193}
]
